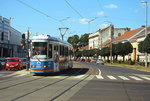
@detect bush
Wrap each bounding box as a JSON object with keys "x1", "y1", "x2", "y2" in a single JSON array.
[{"x1": 136, "y1": 62, "x2": 145, "y2": 66}]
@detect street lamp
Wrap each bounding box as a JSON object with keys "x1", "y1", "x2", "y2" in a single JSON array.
[
  {"x1": 104, "y1": 21, "x2": 114, "y2": 64},
  {"x1": 141, "y1": 1, "x2": 148, "y2": 67},
  {"x1": 87, "y1": 17, "x2": 98, "y2": 33}
]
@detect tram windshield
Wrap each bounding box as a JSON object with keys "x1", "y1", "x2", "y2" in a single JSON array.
[{"x1": 32, "y1": 42, "x2": 47, "y2": 59}]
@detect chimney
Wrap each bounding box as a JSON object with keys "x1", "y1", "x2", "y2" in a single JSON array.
[
  {"x1": 141, "y1": 25, "x2": 145, "y2": 28},
  {"x1": 118, "y1": 33, "x2": 121, "y2": 37}
]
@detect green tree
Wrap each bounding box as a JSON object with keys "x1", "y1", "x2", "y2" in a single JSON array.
[
  {"x1": 143, "y1": 34, "x2": 150, "y2": 53},
  {"x1": 79, "y1": 33, "x2": 89, "y2": 46},
  {"x1": 67, "y1": 35, "x2": 80, "y2": 48},
  {"x1": 138, "y1": 41, "x2": 144, "y2": 53},
  {"x1": 119, "y1": 42, "x2": 133, "y2": 61}
]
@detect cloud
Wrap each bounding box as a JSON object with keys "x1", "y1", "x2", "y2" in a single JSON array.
[
  {"x1": 97, "y1": 11, "x2": 105, "y2": 16},
  {"x1": 105, "y1": 4, "x2": 118, "y2": 8},
  {"x1": 98, "y1": 24, "x2": 109, "y2": 28},
  {"x1": 79, "y1": 18, "x2": 90, "y2": 24}
]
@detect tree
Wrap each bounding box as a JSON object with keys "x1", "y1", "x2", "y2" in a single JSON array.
[
  {"x1": 79, "y1": 33, "x2": 89, "y2": 46},
  {"x1": 67, "y1": 35, "x2": 80, "y2": 48},
  {"x1": 118, "y1": 42, "x2": 133, "y2": 61},
  {"x1": 138, "y1": 41, "x2": 144, "y2": 53},
  {"x1": 143, "y1": 34, "x2": 150, "y2": 53},
  {"x1": 123, "y1": 42, "x2": 133, "y2": 55}
]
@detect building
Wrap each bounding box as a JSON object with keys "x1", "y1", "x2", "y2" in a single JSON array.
[
  {"x1": 89, "y1": 25, "x2": 129, "y2": 49},
  {"x1": 0, "y1": 16, "x2": 25, "y2": 58},
  {"x1": 113, "y1": 26, "x2": 150, "y2": 62}
]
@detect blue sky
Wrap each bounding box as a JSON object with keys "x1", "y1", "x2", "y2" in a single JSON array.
[{"x1": 0, "y1": 0, "x2": 149, "y2": 41}]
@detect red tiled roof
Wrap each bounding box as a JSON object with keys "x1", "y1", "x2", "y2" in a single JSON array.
[{"x1": 114, "y1": 27, "x2": 143, "y2": 41}]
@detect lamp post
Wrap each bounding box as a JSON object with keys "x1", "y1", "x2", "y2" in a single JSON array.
[
  {"x1": 141, "y1": 1, "x2": 148, "y2": 67},
  {"x1": 87, "y1": 17, "x2": 98, "y2": 33},
  {"x1": 104, "y1": 21, "x2": 114, "y2": 64}
]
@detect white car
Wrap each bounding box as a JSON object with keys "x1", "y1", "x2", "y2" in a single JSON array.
[{"x1": 96, "y1": 59, "x2": 104, "y2": 65}]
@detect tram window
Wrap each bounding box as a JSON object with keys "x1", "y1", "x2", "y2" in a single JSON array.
[
  {"x1": 48, "y1": 44, "x2": 52, "y2": 58},
  {"x1": 59, "y1": 45, "x2": 62, "y2": 56},
  {"x1": 54, "y1": 45, "x2": 56, "y2": 51},
  {"x1": 65, "y1": 47, "x2": 68, "y2": 56},
  {"x1": 62, "y1": 46, "x2": 65, "y2": 56}
]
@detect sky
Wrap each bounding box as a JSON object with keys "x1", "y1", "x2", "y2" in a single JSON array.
[{"x1": 0, "y1": 0, "x2": 150, "y2": 41}]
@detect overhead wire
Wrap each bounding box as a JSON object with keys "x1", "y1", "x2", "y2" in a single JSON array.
[
  {"x1": 16, "y1": 0, "x2": 59, "y2": 21},
  {"x1": 64, "y1": 0, "x2": 84, "y2": 18},
  {"x1": 96, "y1": 0, "x2": 144, "y2": 23}
]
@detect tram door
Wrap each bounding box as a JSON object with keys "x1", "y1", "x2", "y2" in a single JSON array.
[{"x1": 53, "y1": 44, "x2": 59, "y2": 72}]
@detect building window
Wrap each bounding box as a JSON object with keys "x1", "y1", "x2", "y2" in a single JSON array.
[{"x1": 1, "y1": 32, "x2": 4, "y2": 41}]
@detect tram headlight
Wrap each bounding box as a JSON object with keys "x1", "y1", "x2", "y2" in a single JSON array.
[
  {"x1": 31, "y1": 65, "x2": 36, "y2": 68},
  {"x1": 42, "y1": 65, "x2": 48, "y2": 68}
]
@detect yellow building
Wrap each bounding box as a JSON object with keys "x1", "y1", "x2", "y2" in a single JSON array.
[{"x1": 113, "y1": 26, "x2": 150, "y2": 62}]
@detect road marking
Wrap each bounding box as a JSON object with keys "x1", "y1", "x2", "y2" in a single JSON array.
[
  {"x1": 107, "y1": 75, "x2": 117, "y2": 80},
  {"x1": 52, "y1": 74, "x2": 67, "y2": 78},
  {"x1": 96, "y1": 75, "x2": 104, "y2": 79},
  {"x1": 14, "y1": 74, "x2": 26, "y2": 77},
  {"x1": 74, "y1": 75, "x2": 85, "y2": 78},
  {"x1": 1, "y1": 73, "x2": 17, "y2": 77},
  {"x1": 129, "y1": 76, "x2": 143, "y2": 81},
  {"x1": 96, "y1": 68, "x2": 104, "y2": 79},
  {"x1": 139, "y1": 76, "x2": 150, "y2": 81},
  {"x1": 118, "y1": 76, "x2": 130, "y2": 80}
]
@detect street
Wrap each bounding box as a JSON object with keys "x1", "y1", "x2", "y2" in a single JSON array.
[{"x1": 0, "y1": 62, "x2": 150, "y2": 101}]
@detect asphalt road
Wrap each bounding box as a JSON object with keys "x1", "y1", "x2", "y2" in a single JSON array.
[{"x1": 0, "y1": 62, "x2": 150, "y2": 101}]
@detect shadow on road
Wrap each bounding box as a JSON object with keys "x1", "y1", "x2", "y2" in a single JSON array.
[{"x1": 32, "y1": 68, "x2": 89, "y2": 77}]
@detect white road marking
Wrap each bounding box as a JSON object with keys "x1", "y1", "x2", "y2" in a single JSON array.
[
  {"x1": 139, "y1": 76, "x2": 150, "y2": 81},
  {"x1": 1, "y1": 74, "x2": 17, "y2": 77},
  {"x1": 14, "y1": 74, "x2": 26, "y2": 77},
  {"x1": 129, "y1": 76, "x2": 143, "y2": 81},
  {"x1": 107, "y1": 75, "x2": 117, "y2": 80},
  {"x1": 118, "y1": 76, "x2": 130, "y2": 80},
  {"x1": 74, "y1": 75, "x2": 85, "y2": 78},
  {"x1": 96, "y1": 75, "x2": 104, "y2": 79},
  {"x1": 52, "y1": 74, "x2": 67, "y2": 78},
  {"x1": 96, "y1": 68, "x2": 104, "y2": 79}
]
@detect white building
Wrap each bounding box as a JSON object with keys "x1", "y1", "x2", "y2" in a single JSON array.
[{"x1": 89, "y1": 25, "x2": 129, "y2": 50}]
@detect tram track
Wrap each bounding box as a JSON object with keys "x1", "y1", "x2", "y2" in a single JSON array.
[
  {"x1": 49, "y1": 67, "x2": 94, "y2": 101},
  {"x1": 10, "y1": 67, "x2": 85, "y2": 101},
  {"x1": 0, "y1": 63, "x2": 83, "y2": 91},
  {"x1": 0, "y1": 77, "x2": 42, "y2": 90}
]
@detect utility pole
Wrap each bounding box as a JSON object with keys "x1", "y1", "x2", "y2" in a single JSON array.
[
  {"x1": 59, "y1": 27, "x2": 69, "y2": 40},
  {"x1": 141, "y1": 1, "x2": 148, "y2": 67},
  {"x1": 110, "y1": 25, "x2": 114, "y2": 64},
  {"x1": 26, "y1": 28, "x2": 30, "y2": 71}
]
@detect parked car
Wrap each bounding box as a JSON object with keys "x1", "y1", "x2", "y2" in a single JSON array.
[
  {"x1": 4, "y1": 57, "x2": 23, "y2": 70},
  {"x1": 0, "y1": 62, "x2": 2, "y2": 70},
  {"x1": 0, "y1": 58, "x2": 6, "y2": 67},
  {"x1": 76, "y1": 58, "x2": 81, "y2": 62},
  {"x1": 20, "y1": 58, "x2": 27, "y2": 68},
  {"x1": 91, "y1": 59, "x2": 97, "y2": 63},
  {"x1": 96, "y1": 59, "x2": 104, "y2": 65},
  {"x1": 85, "y1": 58, "x2": 91, "y2": 62}
]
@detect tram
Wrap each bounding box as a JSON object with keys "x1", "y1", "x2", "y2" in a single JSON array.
[{"x1": 29, "y1": 34, "x2": 73, "y2": 74}]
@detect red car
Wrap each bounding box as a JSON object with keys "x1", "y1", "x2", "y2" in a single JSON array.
[
  {"x1": 85, "y1": 59, "x2": 91, "y2": 62},
  {"x1": 4, "y1": 57, "x2": 23, "y2": 70}
]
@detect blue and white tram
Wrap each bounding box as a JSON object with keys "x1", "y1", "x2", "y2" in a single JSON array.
[{"x1": 29, "y1": 34, "x2": 73, "y2": 74}]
